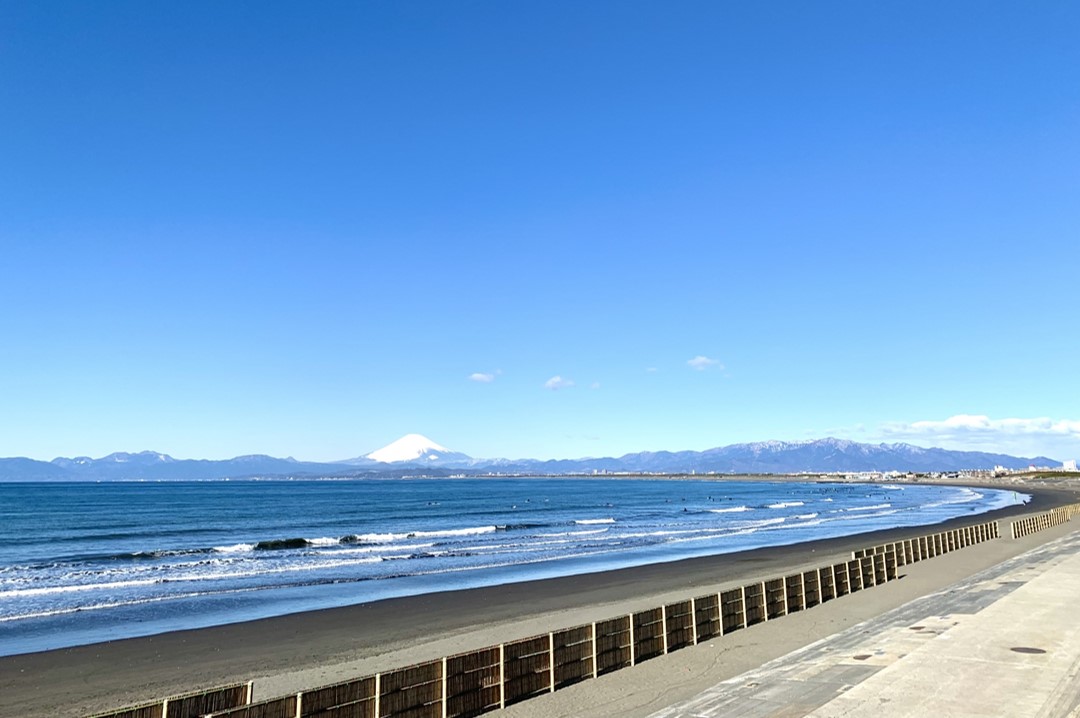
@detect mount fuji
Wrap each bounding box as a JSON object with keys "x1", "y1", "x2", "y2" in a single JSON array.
[{"x1": 347, "y1": 434, "x2": 474, "y2": 466}]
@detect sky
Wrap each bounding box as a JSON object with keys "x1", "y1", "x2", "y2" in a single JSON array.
[{"x1": 1, "y1": 1, "x2": 1078, "y2": 463}]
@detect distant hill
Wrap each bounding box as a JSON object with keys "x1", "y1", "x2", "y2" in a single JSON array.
[
  {"x1": 555, "y1": 438, "x2": 1059, "y2": 474},
  {"x1": 0, "y1": 437, "x2": 1060, "y2": 481},
  {"x1": 0, "y1": 451, "x2": 360, "y2": 482}
]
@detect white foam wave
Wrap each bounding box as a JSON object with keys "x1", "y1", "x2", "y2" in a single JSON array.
[
  {"x1": 617, "y1": 527, "x2": 714, "y2": 540},
  {"x1": 0, "y1": 578, "x2": 160, "y2": 599},
  {"x1": 187, "y1": 556, "x2": 386, "y2": 582},
  {"x1": 767, "y1": 501, "x2": 805, "y2": 509},
  {"x1": 732, "y1": 517, "x2": 788, "y2": 529},
  {"x1": 536, "y1": 528, "x2": 610, "y2": 537},
  {"x1": 843, "y1": 503, "x2": 891, "y2": 512},
  {"x1": 347, "y1": 532, "x2": 400, "y2": 543},
  {"x1": 331, "y1": 542, "x2": 435, "y2": 556},
  {"x1": 709, "y1": 506, "x2": 752, "y2": 514},
  {"x1": 921, "y1": 488, "x2": 985, "y2": 509},
  {"x1": 337, "y1": 526, "x2": 497, "y2": 543},
  {"x1": 214, "y1": 543, "x2": 255, "y2": 553},
  {"x1": 575, "y1": 518, "x2": 616, "y2": 525},
  {"x1": 832, "y1": 509, "x2": 901, "y2": 522},
  {"x1": 411, "y1": 525, "x2": 498, "y2": 538},
  {"x1": 0, "y1": 587, "x2": 262, "y2": 623},
  {"x1": 0, "y1": 555, "x2": 395, "y2": 601}
]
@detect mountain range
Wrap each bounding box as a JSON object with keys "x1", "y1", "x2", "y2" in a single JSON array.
[{"x1": 0, "y1": 434, "x2": 1062, "y2": 481}]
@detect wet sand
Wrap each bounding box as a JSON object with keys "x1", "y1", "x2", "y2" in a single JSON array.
[{"x1": 2, "y1": 483, "x2": 1076, "y2": 718}]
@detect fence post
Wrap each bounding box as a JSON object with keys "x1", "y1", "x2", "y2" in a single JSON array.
[
  {"x1": 548, "y1": 632, "x2": 555, "y2": 693},
  {"x1": 661, "y1": 604, "x2": 669, "y2": 654},
  {"x1": 442, "y1": 656, "x2": 448, "y2": 717},
  {"x1": 374, "y1": 673, "x2": 381, "y2": 717},
  {"x1": 497, "y1": 645, "x2": 505, "y2": 709},
  {"x1": 629, "y1": 613, "x2": 636, "y2": 665},
  {"x1": 591, "y1": 622, "x2": 598, "y2": 679},
  {"x1": 690, "y1": 597, "x2": 698, "y2": 645}
]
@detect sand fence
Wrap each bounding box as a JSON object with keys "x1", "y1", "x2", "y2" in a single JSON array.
[
  {"x1": 87, "y1": 683, "x2": 252, "y2": 718},
  {"x1": 88, "y1": 508, "x2": 1078, "y2": 718},
  {"x1": 1010, "y1": 503, "x2": 1080, "y2": 539}
]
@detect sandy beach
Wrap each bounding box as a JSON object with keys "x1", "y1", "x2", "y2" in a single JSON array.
[{"x1": 2, "y1": 481, "x2": 1077, "y2": 718}]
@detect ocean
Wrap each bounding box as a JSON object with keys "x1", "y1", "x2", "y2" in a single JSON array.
[{"x1": 0, "y1": 478, "x2": 1026, "y2": 656}]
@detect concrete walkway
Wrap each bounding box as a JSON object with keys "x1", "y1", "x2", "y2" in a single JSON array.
[{"x1": 648, "y1": 530, "x2": 1080, "y2": 718}]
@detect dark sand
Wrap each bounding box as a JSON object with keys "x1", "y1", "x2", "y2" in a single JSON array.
[{"x1": 2, "y1": 482, "x2": 1077, "y2": 718}]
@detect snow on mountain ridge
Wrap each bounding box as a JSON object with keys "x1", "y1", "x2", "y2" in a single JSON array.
[{"x1": 367, "y1": 434, "x2": 453, "y2": 463}]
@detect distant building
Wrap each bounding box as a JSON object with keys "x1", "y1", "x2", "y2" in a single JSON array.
[{"x1": 1064, "y1": 459, "x2": 1078, "y2": 472}]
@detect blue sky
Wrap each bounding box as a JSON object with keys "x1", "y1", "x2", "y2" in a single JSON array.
[{"x1": 1, "y1": 2, "x2": 1078, "y2": 462}]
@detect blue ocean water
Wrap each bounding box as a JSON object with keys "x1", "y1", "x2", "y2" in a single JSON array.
[{"x1": 0, "y1": 478, "x2": 1026, "y2": 656}]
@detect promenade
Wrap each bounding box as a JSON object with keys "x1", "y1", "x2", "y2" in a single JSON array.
[{"x1": 648, "y1": 529, "x2": 1080, "y2": 718}]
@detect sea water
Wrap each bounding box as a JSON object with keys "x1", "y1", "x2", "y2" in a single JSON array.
[{"x1": 0, "y1": 478, "x2": 1026, "y2": 656}]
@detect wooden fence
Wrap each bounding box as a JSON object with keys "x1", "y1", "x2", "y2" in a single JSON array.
[
  {"x1": 851, "y1": 519, "x2": 1000, "y2": 564},
  {"x1": 1010, "y1": 504, "x2": 1080, "y2": 539},
  {"x1": 196, "y1": 553, "x2": 908, "y2": 718},
  {"x1": 93, "y1": 514, "x2": 1068, "y2": 718},
  {"x1": 88, "y1": 683, "x2": 253, "y2": 718}
]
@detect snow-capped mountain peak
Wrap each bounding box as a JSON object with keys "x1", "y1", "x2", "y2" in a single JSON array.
[{"x1": 366, "y1": 434, "x2": 453, "y2": 463}]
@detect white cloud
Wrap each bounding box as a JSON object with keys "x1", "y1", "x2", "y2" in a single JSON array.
[
  {"x1": 687, "y1": 355, "x2": 722, "y2": 371},
  {"x1": 879, "y1": 414, "x2": 1080, "y2": 458},
  {"x1": 544, "y1": 375, "x2": 575, "y2": 390},
  {"x1": 468, "y1": 372, "x2": 496, "y2": 383},
  {"x1": 646, "y1": 367, "x2": 658, "y2": 373},
  {"x1": 590, "y1": 382, "x2": 601, "y2": 390}
]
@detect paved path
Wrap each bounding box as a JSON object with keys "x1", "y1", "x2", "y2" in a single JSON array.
[{"x1": 648, "y1": 530, "x2": 1080, "y2": 718}]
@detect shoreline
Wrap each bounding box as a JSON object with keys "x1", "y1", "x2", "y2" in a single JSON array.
[{"x1": 2, "y1": 481, "x2": 1077, "y2": 717}]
